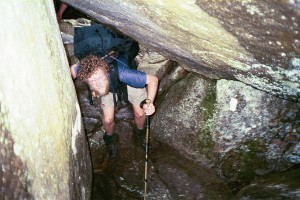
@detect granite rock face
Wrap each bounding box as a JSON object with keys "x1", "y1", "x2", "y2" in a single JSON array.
[{"x1": 0, "y1": 1, "x2": 92, "y2": 199}]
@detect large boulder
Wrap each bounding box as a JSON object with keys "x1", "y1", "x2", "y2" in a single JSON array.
[
  {"x1": 151, "y1": 74, "x2": 300, "y2": 190},
  {"x1": 151, "y1": 73, "x2": 217, "y2": 166},
  {"x1": 215, "y1": 79, "x2": 300, "y2": 187},
  {"x1": 0, "y1": 1, "x2": 92, "y2": 199}
]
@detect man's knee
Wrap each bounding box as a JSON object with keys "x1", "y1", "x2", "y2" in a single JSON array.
[
  {"x1": 134, "y1": 109, "x2": 145, "y2": 119},
  {"x1": 103, "y1": 116, "x2": 114, "y2": 126}
]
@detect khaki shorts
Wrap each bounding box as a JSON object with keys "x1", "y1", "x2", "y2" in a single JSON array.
[{"x1": 101, "y1": 86, "x2": 147, "y2": 109}]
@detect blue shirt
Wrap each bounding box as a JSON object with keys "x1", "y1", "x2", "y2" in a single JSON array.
[{"x1": 114, "y1": 55, "x2": 147, "y2": 88}]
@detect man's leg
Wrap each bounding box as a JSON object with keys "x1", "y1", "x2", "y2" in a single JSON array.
[
  {"x1": 102, "y1": 106, "x2": 115, "y2": 135},
  {"x1": 128, "y1": 86, "x2": 147, "y2": 128},
  {"x1": 127, "y1": 86, "x2": 148, "y2": 147},
  {"x1": 101, "y1": 93, "x2": 117, "y2": 158},
  {"x1": 132, "y1": 104, "x2": 146, "y2": 129}
]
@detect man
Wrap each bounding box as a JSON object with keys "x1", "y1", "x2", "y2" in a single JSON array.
[{"x1": 71, "y1": 54, "x2": 158, "y2": 158}]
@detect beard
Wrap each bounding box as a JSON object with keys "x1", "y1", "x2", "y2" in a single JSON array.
[{"x1": 88, "y1": 77, "x2": 110, "y2": 97}]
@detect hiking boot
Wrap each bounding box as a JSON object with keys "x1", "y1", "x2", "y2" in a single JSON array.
[
  {"x1": 103, "y1": 133, "x2": 118, "y2": 159},
  {"x1": 133, "y1": 128, "x2": 148, "y2": 149}
]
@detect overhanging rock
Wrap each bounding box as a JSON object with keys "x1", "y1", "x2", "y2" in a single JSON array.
[{"x1": 63, "y1": 0, "x2": 300, "y2": 102}]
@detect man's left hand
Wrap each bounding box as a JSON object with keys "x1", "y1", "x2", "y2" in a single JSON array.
[{"x1": 143, "y1": 102, "x2": 155, "y2": 116}]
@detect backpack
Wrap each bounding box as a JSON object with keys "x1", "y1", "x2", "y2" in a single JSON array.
[
  {"x1": 74, "y1": 23, "x2": 139, "y2": 108},
  {"x1": 74, "y1": 23, "x2": 139, "y2": 69}
]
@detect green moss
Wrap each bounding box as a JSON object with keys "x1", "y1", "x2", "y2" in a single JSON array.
[
  {"x1": 196, "y1": 79, "x2": 217, "y2": 160},
  {"x1": 221, "y1": 140, "x2": 269, "y2": 189}
]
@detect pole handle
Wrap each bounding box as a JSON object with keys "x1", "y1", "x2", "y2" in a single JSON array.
[{"x1": 140, "y1": 99, "x2": 151, "y2": 109}]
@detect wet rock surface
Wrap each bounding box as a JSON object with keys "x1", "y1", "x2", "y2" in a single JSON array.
[
  {"x1": 86, "y1": 110, "x2": 232, "y2": 200},
  {"x1": 233, "y1": 165, "x2": 300, "y2": 200}
]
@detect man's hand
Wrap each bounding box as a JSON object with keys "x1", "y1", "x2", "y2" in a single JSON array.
[
  {"x1": 144, "y1": 74, "x2": 158, "y2": 115},
  {"x1": 143, "y1": 102, "x2": 155, "y2": 116},
  {"x1": 141, "y1": 99, "x2": 155, "y2": 115}
]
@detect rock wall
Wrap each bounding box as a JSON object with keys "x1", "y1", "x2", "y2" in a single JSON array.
[{"x1": 0, "y1": 1, "x2": 91, "y2": 199}]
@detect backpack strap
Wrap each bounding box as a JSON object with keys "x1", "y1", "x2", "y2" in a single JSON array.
[
  {"x1": 107, "y1": 59, "x2": 119, "y2": 108},
  {"x1": 105, "y1": 56, "x2": 129, "y2": 110}
]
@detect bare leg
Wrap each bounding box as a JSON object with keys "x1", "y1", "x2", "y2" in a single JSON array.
[
  {"x1": 132, "y1": 104, "x2": 146, "y2": 129},
  {"x1": 102, "y1": 106, "x2": 115, "y2": 135}
]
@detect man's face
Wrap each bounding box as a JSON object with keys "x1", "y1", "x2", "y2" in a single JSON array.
[{"x1": 86, "y1": 68, "x2": 109, "y2": 97}]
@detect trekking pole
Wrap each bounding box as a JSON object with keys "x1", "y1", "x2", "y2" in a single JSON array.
[{"x1": 144, "y1": 99, "x2": 151, "y2": 200}]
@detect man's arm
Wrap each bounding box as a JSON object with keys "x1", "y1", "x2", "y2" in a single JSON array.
[
  {"x1": 70, "y1": 62, "x2": 79, "y2": 79},
  {"x1": 143, "y1": 74, "x2": 158, "y2": 115},
  {"x1": 56, "y1": 3, "x2": 68, "y2": 23},
  {"x1": 145, "y1": 74, "x2": 158, "y2": 103}
]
